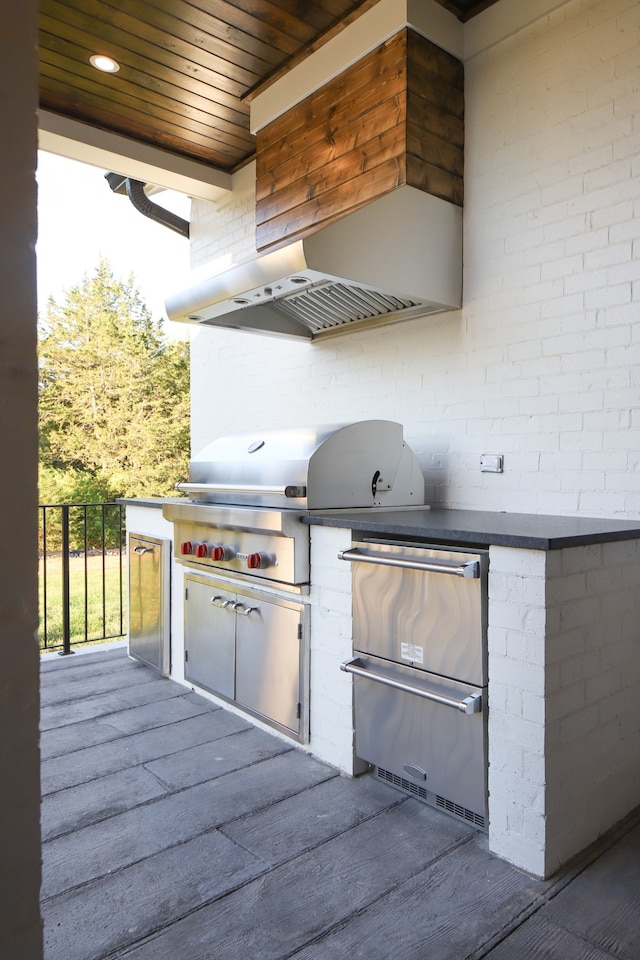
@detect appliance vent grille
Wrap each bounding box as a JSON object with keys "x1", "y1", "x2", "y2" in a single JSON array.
[
  {"x1": 376, "y1": 767, "x2": 486, "y2": 831},
  {"x1": 270, "y1": 281, "x2": 427, "y2": 333}
]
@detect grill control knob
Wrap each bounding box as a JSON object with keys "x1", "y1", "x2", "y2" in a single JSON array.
[
  {"x1": 180, "y1": 541, "x2": 193, "y2": 555},
  {"x1": 211, "y1": 545, "x2": 225, "y2": 561},
  {"x1": 247, "y1": 552, "x2": 268, "y2": 570},
  {"x1": 194, "y1": 543, "x2": 208, "y2": 558}
]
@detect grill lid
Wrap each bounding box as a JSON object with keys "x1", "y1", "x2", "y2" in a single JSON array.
[{"x1": 177, "y1": 420, "x2": 425, "y2": 510}]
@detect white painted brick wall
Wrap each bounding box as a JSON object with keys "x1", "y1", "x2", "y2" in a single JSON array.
[{"x1": 183, "y1": 0, "x2": 640, "y2": 522}]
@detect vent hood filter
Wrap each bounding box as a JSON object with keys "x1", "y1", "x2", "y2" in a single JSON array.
[{"x1": 165, "y1": 186, "x2": 462, "y2": 341}]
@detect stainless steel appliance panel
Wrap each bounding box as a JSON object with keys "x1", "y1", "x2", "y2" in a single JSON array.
[
  {"x1": 128, "y1": 534, "x2": 170, "y2": 675},
  {"x1": 184, "y1": 576, "x2": 235, "y2": 699},
  {"x1": 171, "y1": 517, "x2": 300, "y2": 585},
  {"x1": 350, "y1": 653, "x2": 486, "y2": 819},
  {"x1": 183, "y1": 572, "x2": 308, "y2": 741},
  {"x1": 235, "y1": 594, "x2": 304, "y2": 736},
  {"x1": 347, "y1": 542, "x2": 487, "y2": 687}
]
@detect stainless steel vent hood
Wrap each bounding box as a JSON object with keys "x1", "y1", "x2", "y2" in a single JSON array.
[{"x1": 165, "y1": 186, "x2": 462, "y2": 341}]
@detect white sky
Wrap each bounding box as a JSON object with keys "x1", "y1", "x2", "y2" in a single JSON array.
[{"x1": 36, "y1": 151, "x2": 193, "y2": 335}]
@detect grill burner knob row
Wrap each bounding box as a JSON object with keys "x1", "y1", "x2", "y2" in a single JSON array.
[{"x1": 181, "y1": 541, "x2": 234, "y2": 560}]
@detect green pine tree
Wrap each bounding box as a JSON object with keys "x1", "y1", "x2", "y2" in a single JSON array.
[{"x1": 38, "y1": 257, "x2": 190, "y2": 502}]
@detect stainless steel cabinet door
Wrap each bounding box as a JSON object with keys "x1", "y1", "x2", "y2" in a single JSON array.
[
  {"x1": 234, "y1": 594, "x2": 302, "y2": 736},
  {"x1": 184, "y1": 577, "x2": 235, "y2": 699},
  {"x1": 128, "y1": 535, "x2": 170, "y2": 674}
]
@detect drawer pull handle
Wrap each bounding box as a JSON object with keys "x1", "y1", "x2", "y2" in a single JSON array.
[
  {"x1": 340, "y1": 658, "x2": 482, "y2": 715},
  {"x1": 338, "y1": 549, "x2": 480, "y2": 578}
]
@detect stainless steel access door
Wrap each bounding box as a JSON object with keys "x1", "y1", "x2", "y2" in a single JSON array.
[
  {"x1": 235, "y1": 592, "x2": 305, "y2": 737},
  {"x1": 183, "y1": 572, "x2": 308, "y2": 741},
  {"x1": 184, "y1": 575, "x2": 236, "y2": 699},
  {"x1": 128, "y1": 534, "x2": 170, "y2": 675}
]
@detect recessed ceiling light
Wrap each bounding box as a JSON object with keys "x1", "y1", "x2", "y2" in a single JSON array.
[{"x1": 89, "y1": 54, "x2": 120, "y2": 74}]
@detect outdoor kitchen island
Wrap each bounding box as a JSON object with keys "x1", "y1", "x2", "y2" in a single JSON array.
[
  {"x1": 124, "y1": 499, "x2": 640, "y2": 880},
  {"x1": 304, "y1": 507, "x2": 640, "y2": 880}
]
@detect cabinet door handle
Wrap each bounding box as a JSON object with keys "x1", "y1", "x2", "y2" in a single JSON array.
[
  {"x1": 232, "y1": 602, "x2": 258, "y2": 617},
  {"x1": 210, "y1": 595, "x2": 231, "y2": 608},
  {"x1": 133, "y1": 545, "x2": 155, "y2": 555}
]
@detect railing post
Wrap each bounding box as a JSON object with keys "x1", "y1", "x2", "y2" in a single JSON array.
[{"x1": 58, "y1": 503, "x2": 74, "y2": 656}]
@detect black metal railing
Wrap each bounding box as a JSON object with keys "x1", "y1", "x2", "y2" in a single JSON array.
[{"x1": 39, "y1": 502, "x2": 126, "y2": 654}]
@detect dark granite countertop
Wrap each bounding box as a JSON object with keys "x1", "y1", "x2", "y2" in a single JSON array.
[{"x1": 303, "y1": 507, "x2": 640, "y2": 550}]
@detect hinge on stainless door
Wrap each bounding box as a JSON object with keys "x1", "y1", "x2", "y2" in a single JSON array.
[
  {"x1": 185, "y1": 650, "x2": 189, "y2": 662},
  {"x1": 297, "y1": 622, "x2": 303, "y2": 640},
  {"x1": 296, "y1": 702, "x2": 302, "y2": 719},
  {"x1": 185, "y1": 587, "x2": 189, "y2": 600}
]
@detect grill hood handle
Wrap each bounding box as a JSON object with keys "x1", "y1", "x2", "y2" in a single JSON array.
[{"x1": 176, "y1": 481, "x2": 307, "y2": 499}]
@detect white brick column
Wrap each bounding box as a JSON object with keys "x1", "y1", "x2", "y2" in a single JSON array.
[
  {"x1": 308, "y1": 526, "x2": 361, "y2": 773},
  {"x1": 487, "y1": 546, "x2": 548, "y2": 877},
  {"x1": 544, "y1": 539, "x2": 640, "y2": 873},
  {"x1": 488, "y1": 540, "x2": 640, "y2": 878}
]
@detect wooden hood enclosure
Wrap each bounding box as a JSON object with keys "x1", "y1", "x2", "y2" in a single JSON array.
[{"x1": 255, "y1": 27, "x2": 464, "y2": 252}]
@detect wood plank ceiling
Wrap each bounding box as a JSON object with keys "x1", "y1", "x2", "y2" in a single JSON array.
[{"x1": 39, "y1": 0, "x2": 501, "y2": 176}]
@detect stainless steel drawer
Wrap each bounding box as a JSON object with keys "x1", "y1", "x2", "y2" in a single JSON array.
[{"x1": 348, "y1": 653, "x2": 487, "y2": 822}]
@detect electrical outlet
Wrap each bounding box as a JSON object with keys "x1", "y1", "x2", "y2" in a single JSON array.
[{"x1": 480, "y1": 454, "x2": 504, "y2": 473}]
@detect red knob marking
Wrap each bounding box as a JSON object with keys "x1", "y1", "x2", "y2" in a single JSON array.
[
  {"x1": 247, "y1": 552, "x2": 261, "y2": 569},
  {"x1": 194, "y1": 543, "x2": 208, "y2": 558},
  {"x1": 180, "y1": 541, "x2": 193, "y2": 555}
]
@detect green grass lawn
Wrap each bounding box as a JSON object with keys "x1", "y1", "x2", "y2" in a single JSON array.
[{"x1": 39, "y1": 553, "x2": 126, "y2": 651}]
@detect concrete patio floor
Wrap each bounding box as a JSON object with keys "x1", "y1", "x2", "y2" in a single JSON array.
[{"x1": 40, "y1": 644, "x2": 640, "y2": 960}]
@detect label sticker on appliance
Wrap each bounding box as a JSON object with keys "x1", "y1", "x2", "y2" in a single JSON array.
[{"x1": 401, "y1": 643, "x2": 424, "y2": 665}]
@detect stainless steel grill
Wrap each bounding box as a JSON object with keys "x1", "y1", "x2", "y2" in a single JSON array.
[{"x1": 162, "y1": 421, "x2": 425, "y2": 743}]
